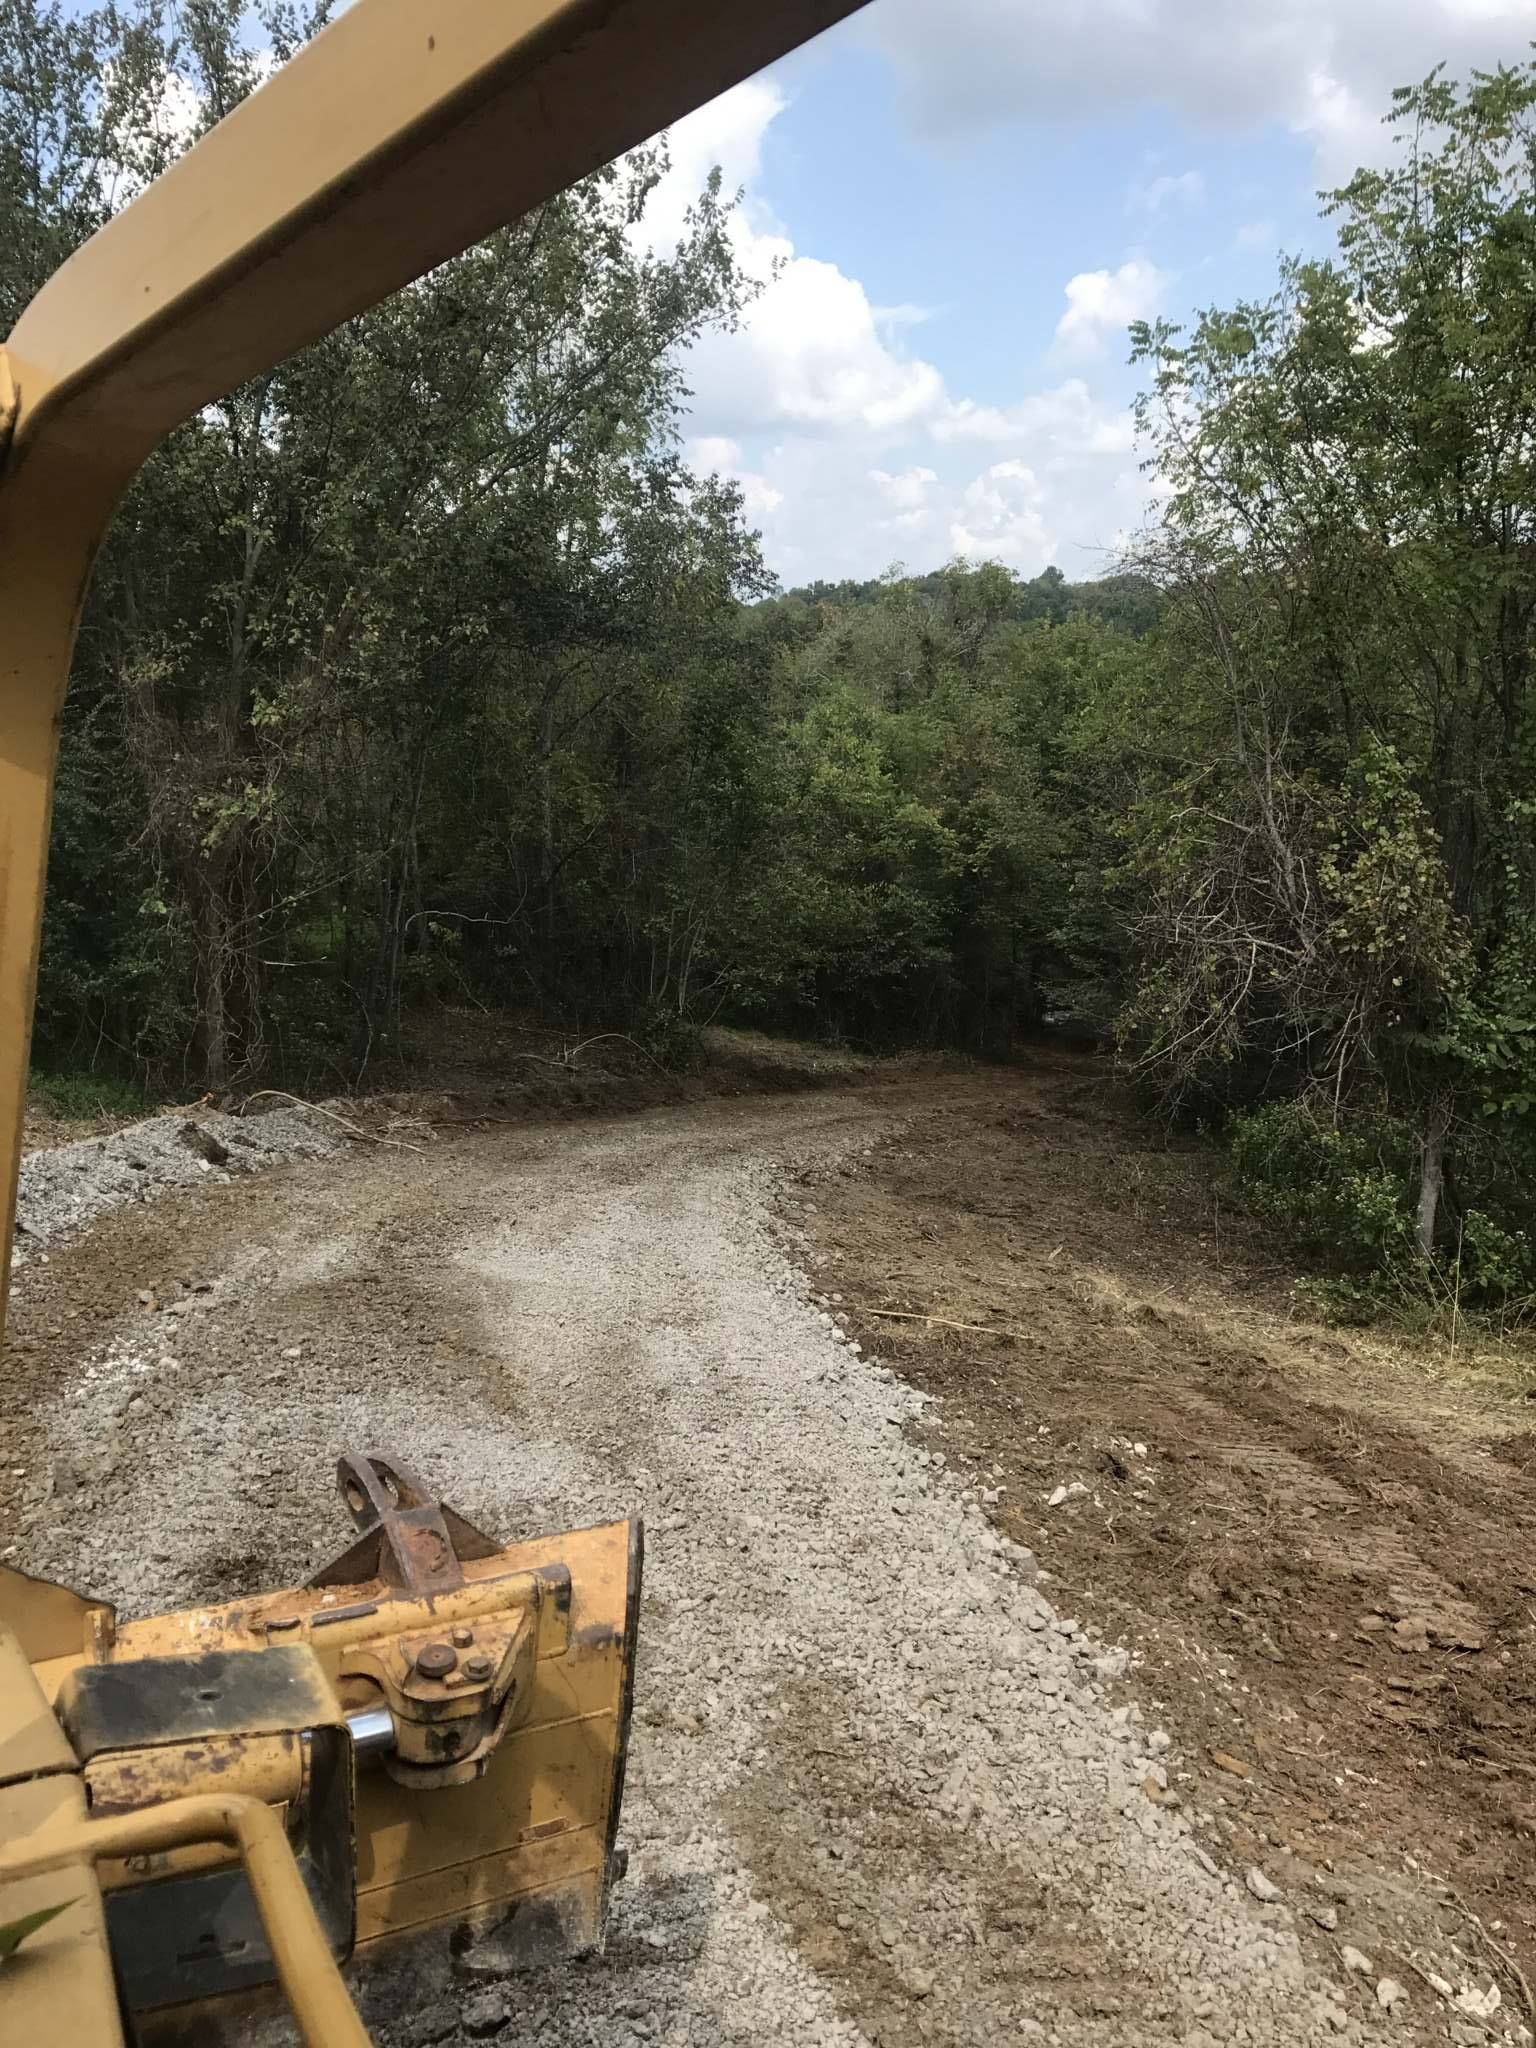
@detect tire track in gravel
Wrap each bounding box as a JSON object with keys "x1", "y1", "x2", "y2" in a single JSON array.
[{"x1": 7, "y1": 1082, "x2": 1396, "y2": 2047}]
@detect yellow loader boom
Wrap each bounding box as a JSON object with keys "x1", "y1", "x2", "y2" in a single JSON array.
[{"x1": 0, "y1": 3, "x2": 870, "y2": 2041}]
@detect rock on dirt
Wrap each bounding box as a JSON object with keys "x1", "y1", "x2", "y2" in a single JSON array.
[
  {"x1": 14, "y1": 1105, "x2": 342, "y2": 1248},
  {"x1": 460, "y1": 1987, "x2": 513, "y2": 2039},
  {"x1": 397, "y1": 2007, "x2": 458, "y2": 2048}
]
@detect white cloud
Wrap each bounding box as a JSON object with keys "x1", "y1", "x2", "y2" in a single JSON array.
[
  {"x1": 688, "y1": 434, "x2": 784, "y2": 518},
  {"x1": 872, "y1": 301, "x2": 939, "y2": 329},
  {"x1": 691, "y1": 247, "x2": 946, "y2": 435},
  {"x1": 645, "y1": 86, "x2": 944, "y2": 442},
  {"x1": 639, "y1": 77, "x2": 786, "y2": 250},
  {"x1": 698, "y1": 373, "x2": 1147, "y2": 583},
  {"x1": 739, "y1": 471, "x2": 786, "y2": 519},
  {"x1": 1297, "y1": 64, "x2": 1383, "y2": 180},
  {"x1": 1130, "y1": 168, "x2": 1205, "y2": 215},
  {"x1": 864, "y1": 0, "x2": 1536, "y2": 181},
  {"x1": 933, "y1": 380, "x2": 1136, "y2": 455},
  {"x1": 689, "y1": 435, "x2": 743, "y2": 471},
  {"x1": 871, "y1": 465, "x2": 939, "y2": 511},
  {"x1": 645, "y1": 1, "x2": 1536, "y2": 584},
  {"x1": 1053, "y1": 261, "x2": 1167, "y2": 360},
  {"x1": 949, "y1": 461, "x2": 1050, "y2": 568},
  {"x1": 646, "y1": 86, "x2": 1155, "y2": 583}
]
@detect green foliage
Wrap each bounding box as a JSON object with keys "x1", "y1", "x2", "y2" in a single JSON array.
[
  {"x1": 1118, "y1": 57, "x2": 1536, "y2": 1307},
  {"x1": 8, "y1": 0, "x2": 1150, "y2": 1090},
  {"x1": 0, "y1": 1898, "x2": 75, "y2": 1963},
  {"x1": 631, "y1": 1004, "x2": 707, "y2": 1072},
  {"x1": 17, "y1": 13, "x2": 1536, "y2": 1334},
  {"x1": 1460, "y1": 1208, "x2": 1535, "y2": 1305},
  {"x1": 29, "y1": 1068, "x2": 150, "y2": 1121},
  {"x1": 713, "y1": 588, "x2": 1137, "y2": 1049},
  {"x1": 1231, "y1": 1099, "x2": 1536, "y2": 1312},
  {"x1": 1230, "y1": 1102, "x2": 1420, "y2": 1267}
]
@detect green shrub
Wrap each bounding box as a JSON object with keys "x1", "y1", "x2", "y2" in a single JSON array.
[
  {"x1": 631, "y1": 1004, "x2": 706, "y2": 1072},
  {"x1": 1229, "y1": 1100, "x2": 1418, "y2": 1265},
  {"x1": 1229, "y1": 1098, "x2": 1536, "y2": 1314},
  {"x1": 29, "y1": 1068, "x2": 150, "y2": 1122},
  {"x1": 1459, "y1": 1209, "x2": 1534, "y2": 1304}
]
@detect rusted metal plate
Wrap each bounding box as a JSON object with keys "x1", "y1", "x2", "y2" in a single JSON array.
[
  {"x1": 310, "y1": 1451, "x2": 500, "y2": 1598},
  {"x1": 57, "y1": 1646, "x2": 340, "y2": 1759},
  {"x1": 85, "y1": 1732, "x2": 302, "y2": 1820}
]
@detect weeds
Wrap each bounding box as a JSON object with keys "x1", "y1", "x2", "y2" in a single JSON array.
[
  {"x1": 28, "y1": 1068, "x2": 148, "y2": 1122},
  {"x1": 1231, "y1": 1098, "x2": 1536, "y2": 1326}
]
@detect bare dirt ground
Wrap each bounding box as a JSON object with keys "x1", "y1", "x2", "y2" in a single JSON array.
[
  {"x1": 800, "y1": 1054, "x2": 1536, "y2": 2039},
  {"x1": 3, "y1": 1056, "x2": 1529, "y2": 2045}
]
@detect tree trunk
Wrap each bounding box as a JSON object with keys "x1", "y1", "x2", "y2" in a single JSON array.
[
  {"x1": 1416, "y1": 1092, "x2": 1452, "y2": 1262},
  {"x1": 1015, "y1": 940, "x2": 1035, "y2": 1042},
  {"x1": 540, "y1": 696, "x2": 558, "y2": 977},
  {"x1": 199, "y1": 883, "x2": 230, "y2": 1093}
]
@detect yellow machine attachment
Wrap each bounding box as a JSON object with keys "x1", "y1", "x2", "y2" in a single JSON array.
[{"x1": 0, "y1": 1453, "x2": 641, "y2": 2044}]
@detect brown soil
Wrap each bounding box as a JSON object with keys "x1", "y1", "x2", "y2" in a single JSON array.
[
  {"x1": 18, "y1": 1012, "x2": 918, "y2": 1156},
  {"x1": 355, "y1": 1009, "x2": 910, "y2": 1125},
  {"x1": 797, "y1": 1053, "x2": 1536, "y2": 2011},
  {"x1": 21, "y1": 1092, "x2": 152, "y2": 1152}
]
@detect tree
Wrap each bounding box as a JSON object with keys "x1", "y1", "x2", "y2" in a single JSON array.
[
  {"x1": 1127, "y1": 60, "x2": 1536, "y2": 1268},
  {"x1": 7, "y1": 0, "x2": 771, "y2": 1087}
]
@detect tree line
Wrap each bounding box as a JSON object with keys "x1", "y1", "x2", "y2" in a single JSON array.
[{"x1": 10, "y1": 8, "x2": 1536, "y2": 1312}]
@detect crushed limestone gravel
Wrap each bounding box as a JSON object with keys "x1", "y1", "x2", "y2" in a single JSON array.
[
  {"x1": 14, "y1": 1104, "x2": 341, "y2": 1248},
  {"x1": 8, "y1": 1089, "x2": 1399, "y2": 2047}
]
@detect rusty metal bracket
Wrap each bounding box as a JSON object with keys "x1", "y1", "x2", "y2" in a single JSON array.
[
  {"x1": 303, "y1": 1452, "x2": 546, "y2": 1789},
  {"x1": 308, "y1": 1451, "x2": 499, "y2": 1599}
]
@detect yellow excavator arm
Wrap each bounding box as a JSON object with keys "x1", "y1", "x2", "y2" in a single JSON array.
[{"x1": 0, "y1": 4, "x2": 870, "y2": 2041}]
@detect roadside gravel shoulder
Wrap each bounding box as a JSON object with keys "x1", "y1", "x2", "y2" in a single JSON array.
[{"x1": 14, "y1": 1103, "x2": 343, "y2": 1248}]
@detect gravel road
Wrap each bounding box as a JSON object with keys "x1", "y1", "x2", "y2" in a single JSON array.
[{"x1": 8, "y1": 1086, "x2": 1396, "y2": 2047}]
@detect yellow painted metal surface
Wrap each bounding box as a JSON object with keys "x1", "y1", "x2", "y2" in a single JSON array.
[
  {"x1": 27, "y1": 1520, "x2": 638, "y2": 1963},
  {"x1": 0, "y1": 1786, "x2": 371, "y2": 2048},
  {"x1": 0, "y1": 1630, "x2": 122, "y2": 2043},
  {"x1": 0, "y1": 1774, "x2": 122, "y2": 2046},
  {"x1": 85, "y1": 1730, "x2": 306, "y2": 1823},
  {"x1": 0, "y1": 1624, "x2": 76, "y2": 1784},
  {"x1": 0, "y1": 1564, "x2": 115, "y2": 1668},
  {"x1": 7, "y1": 0, "x2": 870, "y2": 477},
  {"x1": 0, "y1": 443, "x2": 126, "y2": 1349}
]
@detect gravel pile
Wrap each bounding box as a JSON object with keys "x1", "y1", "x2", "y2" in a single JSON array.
[
  {"x1": 13, "y1": 1090, "x2": 1403, "y2": 2047},
  {"x1": 14, "y1": 1104, "x2": 343, "y2": 1249}
]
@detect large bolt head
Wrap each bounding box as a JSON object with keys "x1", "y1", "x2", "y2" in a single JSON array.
[
  {"x1": 461, "y1": 1649, "x2": 496, "y2": 1683},
  {"x1": 414, "y1": 1640, "x2": 458, "y2": 1679}
]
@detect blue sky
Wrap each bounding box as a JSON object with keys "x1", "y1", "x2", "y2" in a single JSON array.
[{"x1": 642, "y1": 0, "x2": 1536, "y2": 587}]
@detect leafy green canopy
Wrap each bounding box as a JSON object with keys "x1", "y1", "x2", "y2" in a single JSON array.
[{"x1": 1122, "y1": 60, "x2": 1536, "y2": 1303}]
